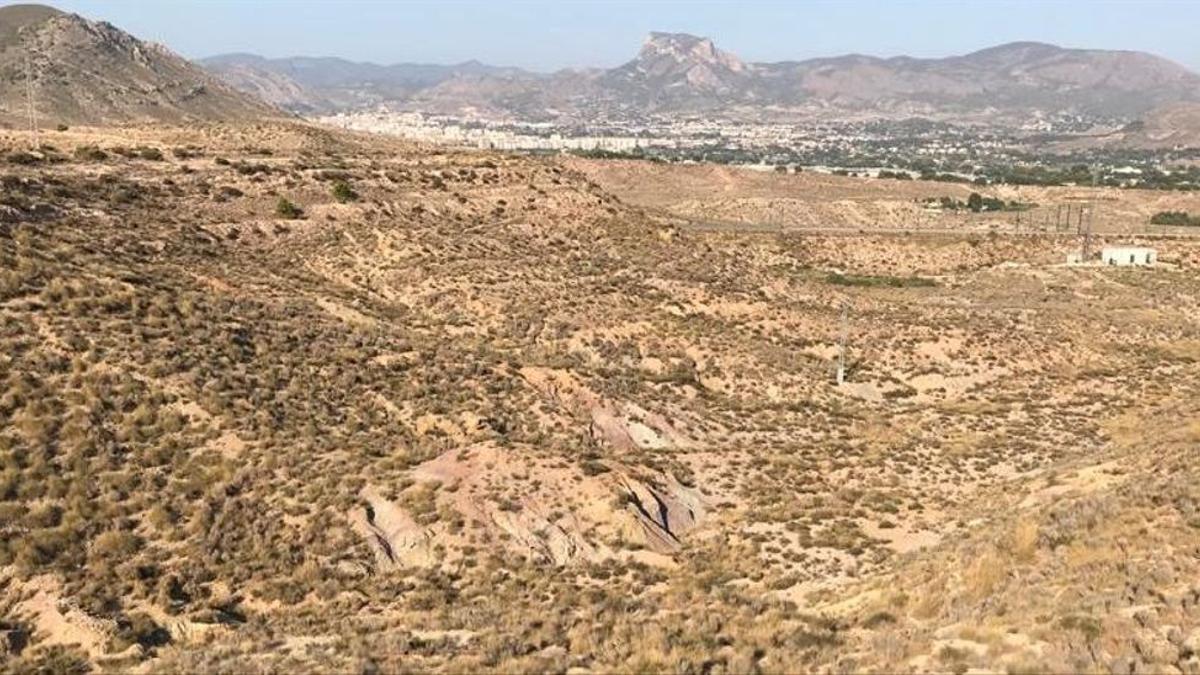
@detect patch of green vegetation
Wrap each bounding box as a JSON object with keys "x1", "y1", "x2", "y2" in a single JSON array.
[
  {"x1": 922, "y1": 193, "x2": 1034, "y2": 212},
  {"x1": 1150, "y1": 210, "x2": 1200, "y2": 226},
  {"x1": 331, "y1": 180, "x2": 358, "y2": 203},
  {"x1": 826, "y1": 273, "x2": 936, "y2": 288},
  {"x1": 274, "y1": 197, "x2": 304, "y2": 219},
  {"x1": 567, "y1": 147, "x2": 663, "y2": 162}
]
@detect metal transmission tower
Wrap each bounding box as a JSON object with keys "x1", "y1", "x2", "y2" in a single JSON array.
[
  {"x1": 1081, "y1": 165, "x2": 1098, "y2": 261},
  {"x1": 836, "y1": 302, "x2": 848, "y2": 386},
  {"x1": 24, "y1": 52, "x2": 39, "y2": 148}
]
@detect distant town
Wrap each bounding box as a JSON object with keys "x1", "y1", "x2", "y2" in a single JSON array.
[{"x1": 319, "y1": 109, "x2": 1200, "y2": 190}]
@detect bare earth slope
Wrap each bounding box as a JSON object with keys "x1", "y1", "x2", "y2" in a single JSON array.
[
  {"x1": 1, "y1": 123, "x2": 1199, "y2": 672},
  {"x1": 0, "y1": 4, "x2": 277, "y2": 127}
]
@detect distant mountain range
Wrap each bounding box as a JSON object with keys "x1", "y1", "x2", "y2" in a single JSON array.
[
  {"x1": 0, "y1": 4, "x2": 275, "y2": 127},
  {"x1": 200, "y1": 53, "x2": 526, "y2": 114},
  {"x1": 2, "y1": 2, "x2": 1199, "y2": 140},
  {"x1": 203, "y1": 32, "x2": 1200, "y2": 122}
]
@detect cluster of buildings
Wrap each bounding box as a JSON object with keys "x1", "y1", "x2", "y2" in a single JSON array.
[
  {"x1": 311, "y1": 109, "x2": 1186, "y2": 191},
  {"x1": 316, "y1": 111, "x2": 670, "y2": 152},
  {"x1": 312, "y1": 109, "x2": 1015, "y2": 161}
]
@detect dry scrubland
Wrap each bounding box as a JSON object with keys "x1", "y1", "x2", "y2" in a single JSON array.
[
  {"x1": 568, "y1": 158, "x2": 1200, "y2": 237},
  {"x1": 0, "y1": 123, "x2": 1199, "y2": 673}
]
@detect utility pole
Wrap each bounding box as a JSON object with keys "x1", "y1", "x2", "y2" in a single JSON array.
[
  {"x1": 836, "y1": 302, "x2": 848, "y2": 386},
  {"x1": 24, "y1": 52, "x2": 39, "y2": 148},
  {"x1": 1082, "y1": 165, "x2": 1098, "y2": 261},
  {"x1": 1081, "y1": 206, "x2": 1092, "y2": 261}
]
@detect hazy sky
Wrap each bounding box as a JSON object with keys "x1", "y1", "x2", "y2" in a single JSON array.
[{"x1": 23, "y1": 0, "x2": 1200, "y2": 71}]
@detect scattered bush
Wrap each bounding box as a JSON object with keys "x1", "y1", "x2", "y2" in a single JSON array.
[
  {"x1": 275, "y1": 197, "x2": 304, "y2": 219},
  {"x1": 136, "y1": 147, "x2": 164, "y2": 161},
  {"x1": 74, "y1": 145, "x2": 107, "y2": 162},
  {"x1": 331, "y1": 180, "x2": 358, "y2": 203}
]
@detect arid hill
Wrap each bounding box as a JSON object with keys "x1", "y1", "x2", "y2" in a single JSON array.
[
  {"x1": 1, "y1": 120, "x2": 1200, "y2": 672},
  {"x1": 0, "y1": 4, "x2": 277, "y2": 127},
  {"x1": 1092, "y1": 102, "x2": 1200, "y2": 150}
]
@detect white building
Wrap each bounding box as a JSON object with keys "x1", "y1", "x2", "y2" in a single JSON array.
[{"x1": 1101, "y1": 246, "x2": 1156, "y2": 266}]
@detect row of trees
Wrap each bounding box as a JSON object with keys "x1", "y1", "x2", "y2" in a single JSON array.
[
  {"x1": 1150, "y1": 211, "x2": 1200, "y2": 226},
  {"x1": 923, "y1": 194, "x2": 1033, "y2": 213}
]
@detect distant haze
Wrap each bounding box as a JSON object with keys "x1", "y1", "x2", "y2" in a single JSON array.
[{"x1": 23, "y1": 0, "x2": 1200, "y2": 72}]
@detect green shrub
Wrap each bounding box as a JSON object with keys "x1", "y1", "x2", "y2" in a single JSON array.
[
  {"x1": 74, "y1": 145, "x2": 108, "y2": 161},
  {"x1": 331, "y1": 180, "x2": 358, "y2": 203},
  {"x1": 91, "y1": 530, "x2": 142, "y2": 559},
  {"x1": 275, "y1": 197, "x2": 304, "y2": 220},
  {"x1": 136, "y1": 146, "x2": 164, "y2": 161}
]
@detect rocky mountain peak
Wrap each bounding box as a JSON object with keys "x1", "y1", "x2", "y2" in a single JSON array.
[{"x1": 637, "y1": 32, "x2": 746, "y2": 75}]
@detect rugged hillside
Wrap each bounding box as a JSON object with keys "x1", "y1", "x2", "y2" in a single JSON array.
[
  {"x1": 206, "y1": 32, "x2": 1200, "y2": 120},
  {"x1": 200, "y1": 53, "x2": 533, "y2": 114},
  {"x1": 770, "y1": 41, "x2": 1200, "y2": 116},
  {"x1": 197, "y1": 54, "x2": 326, "y2": 113},
  {"x1": 0, "y1": 4, "x2": 277, "y2": 127},
  {"x1": 1074, "y1": 101, "x2": 1200, "y2": 149},
  {"x1": 597, "y1": 36, "x2": 1200, "y2": 116},
  {"x1": 2, "y1": 121, "x2": 1200, "y2": 671}
]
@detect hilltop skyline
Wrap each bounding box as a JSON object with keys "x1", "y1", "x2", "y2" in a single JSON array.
[{"x1": 20, "y1": 0, "x2": 1200, "y2": 72}]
